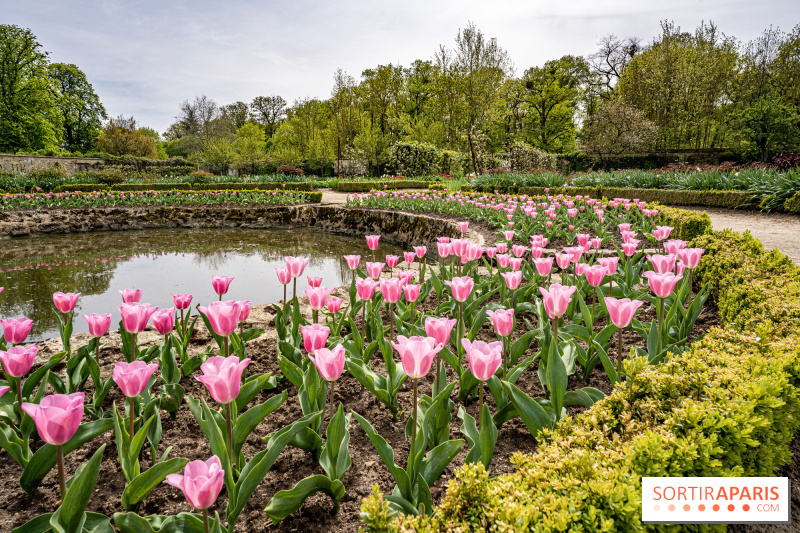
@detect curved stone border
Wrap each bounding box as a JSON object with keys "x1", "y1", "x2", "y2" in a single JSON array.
[{"x1": 0, "y1": 205, "x2": 465, "y2": 258}]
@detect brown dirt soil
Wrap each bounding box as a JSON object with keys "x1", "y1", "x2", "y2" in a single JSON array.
[{"x1": 0, "y1": 280, "x2": 720, "y2": 532}]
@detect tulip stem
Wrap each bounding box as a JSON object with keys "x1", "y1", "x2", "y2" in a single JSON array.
[
  {"x1": 421, "y1": 258, "x2": 426, "y2": 283},
  {"x1": 458, "y1": 301, "x2": 464, "y2": 361},
  {"x1": 131, "y1": 333, "x2": 138, "y2": 363},
  {"x1": 478, "y1": 383, "x2": 484, "y2": 430},
  {"x1": 202, "y1": 508, "x2": 209, "y2": 533},
  {"x1": 57, "y1": 445, "x2": 66, "y2": 499},
  {"x1": 292, "y1": 278, "x2": 297, "y2": 306},
  {"x1": 411, "y1": 378, "x2": 418, "y2": 453},
  {"x1": 180, "y1": 308, "x2": 185, "y2": 338},
  {"x1": 129, "y1": 396, "x2": 136, "y2": 450},
  {"x1": 617, "y1": 328, "x2": 624, "y2": 375},
  {"x1": 389, "y1": 303, "x2": 394, "y2": 343},
  {"x1": 328, "y1": 381, "x2": 335, "y2": 421},
  {"x1": 659, "y1": 297, "x2": 665, "y2": 355},
  {"x1": 225, "y1": 403, "x2": 234, "y2": 464},
  {"x1": 15, "y1": 377, "x2": 23, "y2": 419},
  {"x1": 502, "y1": 336, "x2": 509, "y2": 381},
  {"x1": 223, "y1": 336, "x2": 229, "y2": 358}
]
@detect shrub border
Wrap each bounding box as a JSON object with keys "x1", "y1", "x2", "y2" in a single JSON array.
[
  {"x1": 53, "y1": 182, "x2": 314, "y2": 193},
  {"x1": 335, "y1": 180, "x2": 431, "y2": 192}
]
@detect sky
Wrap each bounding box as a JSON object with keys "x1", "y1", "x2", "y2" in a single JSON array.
[{"x1": 5, "y1": 0, "x2": 799, "y2": 134}]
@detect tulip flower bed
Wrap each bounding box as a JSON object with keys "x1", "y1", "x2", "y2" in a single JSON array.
[
  {"x1": 0, "y1": 189, "x2": 320, "y2": 211},
  {"x1": 0, "y1": 203, "x2": 723, "y2": 532}
]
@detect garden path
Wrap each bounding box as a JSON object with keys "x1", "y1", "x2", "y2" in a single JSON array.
[{"x1": 675, "y1": 206, "x2": 800, "y2": 264}]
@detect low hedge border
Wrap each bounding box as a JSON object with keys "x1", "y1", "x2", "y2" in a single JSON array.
[
  {"x1": 361, "y1": 209, "x2": 800, "y2": 532},
  {"x1": 463, "y1": 184, "x2": 753, "y2": 210},
  {"x1": 52, "y1": 182, "x2": 314, "y2": 193},
  {"x1": 8, "y1": 189, "x2": 323, "y2": 204},
  {"x1": 336, "y1": 180, "x2": 431, "y2": 192}
]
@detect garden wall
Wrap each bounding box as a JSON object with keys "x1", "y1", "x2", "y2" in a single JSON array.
[{"x1": 0, "y1": 154, "x2": 104, "y2": 174}]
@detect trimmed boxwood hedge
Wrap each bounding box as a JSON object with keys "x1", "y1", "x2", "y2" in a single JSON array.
[
  {"x1": 336, "y1": 180, "x2": 431, "y2": 192},
  {"x1": 53, "y1": 182, "x2": 314, "y2": 193},
  {"x1": 361, "y1": 210, "x2": 800, "y2": 532},
  {"x1": 479, "y1": 185, "x2": 754, "y2": 210},
  {"x1": 785, "y1": 191, "x2": 800, "y2": 214}
]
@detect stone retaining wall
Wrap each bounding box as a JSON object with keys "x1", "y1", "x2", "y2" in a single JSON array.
[
  {"x1": 0, "y1": 205, "x2": 461, "y2": 256},
  {"x1": 0, "y1": 154, "x2": 104, "y2": 174}
]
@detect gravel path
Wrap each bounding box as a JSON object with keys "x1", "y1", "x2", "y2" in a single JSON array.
[{"x1": 675, "y1": 206, "x2": 800, "y2": 264}]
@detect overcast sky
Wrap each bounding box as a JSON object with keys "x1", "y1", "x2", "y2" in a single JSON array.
[{"x1": 6, "y1": 0, "x2": 799, "y2": 134}]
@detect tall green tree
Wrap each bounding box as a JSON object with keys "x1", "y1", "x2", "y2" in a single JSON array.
[
  {"x1": 250, "y1": 95, "x2": 286, "y2": 137},
  {"x1": 49, "y1": 63, "x2": 106, "y2": 152},
  {"x1": 221, "y1": 101, "x2": 250, "y2": 131},
  {"x1": 0, "y1": 25, "x2": 62, "y2": 152}
]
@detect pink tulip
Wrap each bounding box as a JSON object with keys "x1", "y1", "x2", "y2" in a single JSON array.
[
  {"x1": 437, "y1": 236, "x2": 450, "y2": 243},
  {"x1": 643, "y1": 271, "x2": 683, "y2": 298},
  {"x1": 403, "y1": 284, "x2": 421, "y2": 302},
  {"x1": 496, "y1": 254, "x2": 511, "y2": 268},
  {"x1": 119, "y1": 303, "x2": 158, "y2": 334},
  {"x1": 308, "y1": 344, "x2": 345, "y2": 382},
  {"x1": 414, "y1": 246, "x2": 427, "y2": 258},
  {"x1": 380, "y1": 278, "x2": 404, "y2": 303},
  {"x1": 0, "y1": 386, "x2": 8, "y2": 399},
  {"x1": 53, "y1": 292, "x2": 81, "y2": 313},
  {"x1": 484, "y1": 247, "x2": 497, "y2": 258},
  {"x1": 343, "y1": 255, "x2": 361, "y2": 270},
  {"x1": 530, "y1": 246, "x2": 544, "y2": 258},
  {"x1": 327, "y1": 297, "x2": 343, "y2": 314},
  {"x1": 675, "y1": 261, "x2": 686, "y2": 275},
  {"x1": 618, "y1": 223, "x2": 632, "y2": 233},
  {"x1": 0, "y1": 345, "x2": 38, "y2": 377},
  {"x1": 444, "y1": 276, "x2": 474, "y2": 302},
  {"x1": 533, "y1": 257, "x2": 554, "y2": 277},
  {"x1": 366, "y1": 262, "x2": 385, "y2": 280},
  {"x1": 621, "y1": 230, "x2": 637, "y2": 243},
  {"x1": 21, "y1": 392, "x2": 84, "y2": 445},
  {"x1": 118, "y1": 289, "x2": 142, "y2": 304},
  {"x1": 508, "y1": 257, "x2": 523, "y2": 271},
  {"x1": 501, "y1": 271, "x2": 522, "y2": 290},
  {"x1": 355, "y1": 278, "x2": 378, "y2": 301},
  {"x1": 486, "y1": 309, "x2": 514, "y2": 337},
  {"x1": 300, "y1": 324, "x2": 330, "y2": 355},
  {"x1": 197, "y1": 301, "x2": 241, "y2": 337},
  {"x1": 462, "y1": 339, "x2": 502, "y2": 381},
  {"x1": 1, "y1": 317, "x2": 33, "y2": 345},
  {"x1": 365, "y1": 235, "x2": 381, "y2": 250},
  {"x1": 555, "y1": 253, "x2": 572, "y2": 269},
  {"x1": 437, "y1": 242, "x2": 451, "y2": 258},
  {"x1": 512, "y1": 245, "x2": 527, "y2": 258},
  {"x1": 285, "y1": 256, "x2": 310, "y2": 278},
  {"x1": 275, "y1": 266, "x2": 292, "y2": 285},
  {"x1": 576, "y1": 233, "x2": 590, "y2": 246},
  {"x1": 166, "y1": 456, "x2": 224, "y2": 510},
  {"x1": 391, "y1": 336, "x2": 443, "y2": 379},
  {"x1": 385, "y1": 255, "x2": 399, "y2": 268},
  {"x1": 211, "y1": 275, "x2": 234, "y2": 296},
  {"x1": 647, "y1": 254, "x2": 677, "y2": 274},
  {"x1": 152, "y1": 308, "x2": 176, "y2": 335},
  {"x1": 590, "y1": 238, "x2": 603, "y2": 249},
  {"x1": 425, "y1": 317, "x2": 457, "y2": 346},
  {"x1": 622, "y1": 243, "x2": 638, "y2": 257},
  {"x1": 539, "y1": 284, "x2": 578, "y2": 319},
  {"x1": 564, "y1": 246, "x2": 584, "y2": 263},
  {"x1": 307, "y1": 276, "x2": 323, "y2": 288},
  {"x1": 450, "y1": 239, "x2": 469, "y2": 257},
  {"x1": 604, "y1": 297, "x2": 644, "y2": 328},
  {"x1": 397, "y1": 270, "x2": 415, "y2": 286},
  {"x1": 172, "y1": 293, "x2": 193, "y2": 310},
  {"x1": 583, "y1": 265, "x2": 608, "y2": 287},
  {"x1": 238, "y1": 301, "x2": 252, "y2": 322},
  {"x1": 663, "y1": 239, "x2": 688, "y2": 254},
  {"x1": 458, "y1": 221, "x2": 469, "y2": 232},
  {"x1": 404, "y1": 251, "x2": 416, "y2": 264},
  {"x1": 113, "y1": 361, "x2": 159, "y2": 397},
  {"x1": 464, "y1": 242, "x2": 483, "y2": 261},
  {"x1": 496, "y1": 243, "x2": 507, "y2": 254},
  {"x1": 83, "y1": 313, "x2": 112, "y2": 337},
  {"x1": 597, "y1": 257, "x2": 620, "y2": 276},
  {"x1": 503, "y1": 230, "x2": 515, "y2": 241},
  {"x1": 196, "y1": 355, "x2": 252, "y2": 404},
  {"x1": 677, "y1": 248, "x2": 705, "y2": 269},
  {"x1": 305, "y1": 286, "x2": 334, "y2": 311}
]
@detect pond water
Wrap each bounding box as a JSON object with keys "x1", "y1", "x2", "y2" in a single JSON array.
[{"x1": 0, "y1": 228, "x2": 403, "y2": 341}]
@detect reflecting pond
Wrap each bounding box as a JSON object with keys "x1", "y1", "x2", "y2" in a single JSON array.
[{"x1": 0, "y1": 228, "x2": 404, "y2": 341}]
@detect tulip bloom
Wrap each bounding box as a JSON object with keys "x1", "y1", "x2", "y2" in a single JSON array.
[
  {"x1": 533, "y1": 257, "x2": 554, "y2": 278},
  {"x1": 22, "y1": 392, "x2": 84, "y2": 497},
  {"x1": 486, "y1": 308, "x2": 514, "y2": 338},
  {"x1": 238, "y1": 301, "x2": 251, "y2": 323},
  {"x1": 622, "y1": 242, "x2": 638, "y2": 257},
  {"x1": 275, "y1": 266, "x2": 292, "y2": 306},
  {"x1": 166, "y1": 456, "x2": 225, "y2": 530},
  {"x1": 300, "y1": 324, "x2": 330, "y2": 355},
  {"x1": 196, "y1": 355, "x2": 251, "y2": 460},
  {"x1": 445, "y1": 276, "x2": 473, "y2": 302},
  {"x1": 120, "y1": 303, "x2": 158, "y2": 334},
  {"x1": 381, "y1": 277, "x2": 404, "y2": 341},
  {"x1": 365, "y1": 234, "x2": 381, "y2": 250},
  {"x1": 366, "y1": 261, "x2": 385, "y2": 280},
  {"x1": 511, "y1": 245, "x2": 527, "y2": 258},
  {"x1": 404, "y1": 251, "x2": 416, "y2": 264},
  {"x1": 118, "y1": 289, "x2": 142, "y2": 304},
  {"x1": 285, "y1": 256, "x2": 310, "y2": 278},
  {"x1": 1, "y1": 344, "x2": 38, "y2": 410},
  {"x1": 458, "y1": 221, "x2": 469, "y2": 232},
  {"x1": 508, "y1": 257, "x2": 523, "y2": 271},
  {"x1": 496, "y1": 253, "x2": 511, "y2": 268},
  {"x1": 583, "y1": 265, "x2": 607, "y2": 287},
  {"x1": 327, "y1": 297, "x2": 343, "y2": 314},
  {"x1": 647, "y1": 254, "x2": 677, "y2": 274},
  {"x1": 539, "y1": 284, "x2": 577, "y2": 321},
  {"x1": 437, "y1": 242, "x2": 451, "y2": 258},
  {"x1": 604, "y1": 297, "x2": 644, "y2": 329},
  {"x1": 113, "y1": 361, "x2": 159, "y2": 398},
  {"x1": 413, "y1": 246, "x2": 427, "y2": 258},
  {"x1": 663, "y1": 239, "x2": 688, "y2": 255},
  {"x1": 597, "y1": 257, "x2": 620, "y2": 276},
  {"x1": 53, "y1": 291, "x2": 81, "y2": 314},
  {"x1": 198, "y1": 301, "x2": 242, "y2": 358},
  {"x1": 677, "y1": 248, "x2": 705, "y2": 270},
  {"x1": 84, "y1": 313, "x2": 112, "y2": 338},
  {"x1": 2, "y1": 317, "x2": 33, "y2": 345},
  {"x1": 356, "y1": 278, "x2": 378, "y2": 301},
  {"x1": 403, "y1": 283, "x2": 421, "y2": 303},
  {"x1": 152, "y1": 308, "x2": 176, "y2": 335},
  {"x1": 496, "y1": 242, "x2": 507, "y2": 253},
  {"x1": 172, "y1": 293, "x2": 193, "y2": 310},
  {"x1": 501, "y1": 271, "x2": 522, "y2": 290},
  {"x1": 385, "y1": 255, "x2": 399, "y2": 268},
  {"x1": 425, "y1": 317, "x2": 457, "y2": 348},
  {"x1": 306, "y1": 286, "x2": 334, "y2": 313},
  {"x1": 343, "y1": 255, "x2": 361, "y2": 270},
  {"x1": 643, "y1": 271, "x2": 683, "y2": 299},
  {"x1": 555, "y1": 253, "x2": 571, "y2": 270},
  {"x1": 307, "y1": 276, "x2": 323, "y2": 288},
  {"x1": 309, "y1": 344, "x2": 345, "y2": 419},
  {"x1": 461, "y1": 339, "x2": 502, "y2": 428},
  {"x1": 211, "y1": 275, "x2": 234, "y2": 300}
]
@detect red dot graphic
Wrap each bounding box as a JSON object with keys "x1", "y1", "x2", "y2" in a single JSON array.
[
  {"x1": 728, "y1": 504, "x2": 736, "y2": 512},
  {"x1": 713, "y1": 504, "x2": 720, "y2": 512},
  {"x1": 683, "y1": 504, "x2": 691, "y2": 511},
  {"x1": 668, "y1": 504, "x2": 676, "y2": 512},
  {"x1": 699, "y1": 504, "x2": 706, "y2": 511},
  {"x1": 743, "y1": 504, "x2": 750, "y2": 512}
]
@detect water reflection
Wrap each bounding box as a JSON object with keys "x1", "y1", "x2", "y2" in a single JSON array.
[{"x1": 0, "y1": 228, "x2": 403, "y2": 341}]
